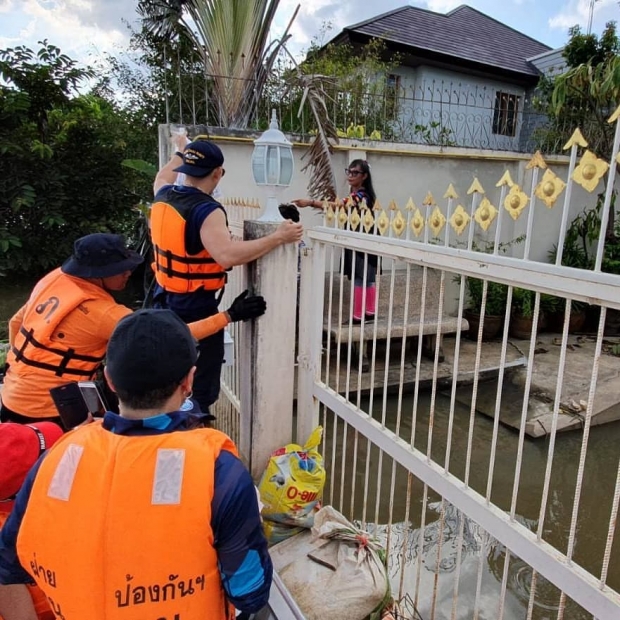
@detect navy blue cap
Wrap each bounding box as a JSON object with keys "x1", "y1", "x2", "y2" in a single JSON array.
[
  {"x1": 106, "y1": 309, "x2": 198, "y2": 394},
  {"x1": 61, "y1": 233, "x2": 143, "y2": 279},
  {"x1": 173, "y1": 140, "x2": 224, "y2": 178}
]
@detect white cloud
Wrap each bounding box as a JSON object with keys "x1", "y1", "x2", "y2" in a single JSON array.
[
  {"x1": 1, "y1": 0, "x2": 138, "y2": 62},
  {"x1": 0, "y1": 0, "x2": 14, "y2": 13},
  {"x1": 423, "y1": 0, "x2": 464, "y2": 11},
  {"x1": 549, "y1": 0, "x2": 619, "y2": 32}
]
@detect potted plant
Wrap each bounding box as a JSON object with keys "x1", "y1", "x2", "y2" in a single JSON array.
[
  {"x1": 545, "y1": 297, "x2": 588, "y2": 333},
  {"x1": 463, "y1": 277, "x2": 508, "y2": 340},
  {"x1": 510, "y1": 288, "x2": 548, "y2": 339}
]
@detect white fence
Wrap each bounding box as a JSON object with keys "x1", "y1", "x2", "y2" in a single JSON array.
[{"x1": 297, "y1": 117, "x2": 620, "y2": 618}]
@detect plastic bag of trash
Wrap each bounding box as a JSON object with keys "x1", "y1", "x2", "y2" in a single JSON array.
[
  {"x1": 271, "y1": 506, "x2": 391, "y2": 620},
  {"x1": 258, "y1": 427, "x2": 325, "y2": 542}
]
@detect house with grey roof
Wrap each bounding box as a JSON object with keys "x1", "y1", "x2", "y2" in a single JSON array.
[{"x1": 328, "y1": 4, "x2": 563, "y2": 151}]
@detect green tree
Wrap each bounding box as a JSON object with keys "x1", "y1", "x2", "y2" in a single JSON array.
[
  {"x1": 533, "y1": 22, "x2": 620, "y2": 159},
  {"x1": 138, "y1": 0, "x2": 297, "y2": 128},
  {"x1": 284, "y1": 31, "x2": 401, "y2": 138},
  {"x1": 0, "y1": 42, "x2": 152, "y2": 277},
  {"x1": 92, "y1": 11, "x2": 207, "y2": 129}
]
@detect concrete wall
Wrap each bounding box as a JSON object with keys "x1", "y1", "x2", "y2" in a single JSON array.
[{"x1": 160, "y1": 123, "x2": 606, "y2": 266}]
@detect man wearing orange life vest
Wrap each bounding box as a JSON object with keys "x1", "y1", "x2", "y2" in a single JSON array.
[
  {"x1": 152, "y1": 135, "x2": 303, "y2": 415},
  {"x1": 0, "y1": 233, "x2": 266, "y2": 426},
  {"x1": 0, "y1": 422, "x2": 63, "y2": 620},
  {"x1": 0, "y1": 309, "x2": 273, "y2": 619}
]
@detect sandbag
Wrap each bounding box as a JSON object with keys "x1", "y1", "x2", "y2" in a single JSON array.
[
  {"x1": 271, "y1": 506, "x2": 391, "y2": 620},
  {"x1": 258, "y1": 427, "x2": 325, "y2": 542}
]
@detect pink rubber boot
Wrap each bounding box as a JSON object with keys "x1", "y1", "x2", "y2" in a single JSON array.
[
  {"x1": 365, "y1": 284, "x2": 377, "y2": 320},
  {"x1": 352, "y1": 285, "x2": 364, "y2": 322}
]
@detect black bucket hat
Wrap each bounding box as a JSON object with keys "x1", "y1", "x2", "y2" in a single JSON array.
[{"x1": 61, "y1": 233, "x2": 144, "y2": 279}]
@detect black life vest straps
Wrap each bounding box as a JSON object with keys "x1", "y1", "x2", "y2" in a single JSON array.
[
  {"x1": 153, "y1": 244, "x2": 226, "y2": 281},
  {"x1": 13, "y1": 326, "x2": 104, "y2": 377}
]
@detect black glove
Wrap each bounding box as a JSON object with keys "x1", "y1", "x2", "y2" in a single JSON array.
[
  {"x1": 227, "y1": 290, "x2": 267, "y2": 322},
  {"x1": 279, "y1": 202, "x2": 301, "y2": 223}
]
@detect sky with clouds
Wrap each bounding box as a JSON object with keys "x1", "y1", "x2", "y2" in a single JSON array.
[{"x1": 0, "y1": 0, "x2": 619, "y2": 66}]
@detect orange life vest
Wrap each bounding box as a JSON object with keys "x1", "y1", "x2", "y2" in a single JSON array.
[
  {"x1": 7, "y1": 268, "x2": 106, "y2": 379},
  {"x1": 0, "y1": 510, "x2": 55, "y2": 620},
  {"x1": 17, "y1": 421, "x2": 238, "y2": 620},
  {"x1": 150, "y1": 187, "x2": 228, "y2": 294}
]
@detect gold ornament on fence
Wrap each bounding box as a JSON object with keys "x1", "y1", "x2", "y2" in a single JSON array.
[
  {"x1": 325, "y1": 203, "x2": 335, "y2": 225},
  {"x1": 563, "y1": 128, "x2": 588, "y2": 150},
  {"x1": 411, "y1": 208, "x2": 425, "y2": 237},
  {"x1": 526, "y1": 150, "x2": 547, "y2": 170},
  {"x1": 422, "y1": 191, "x2": 437, "y2": 206},
  {"x1": 608, "y1": 105, "x2": 620, "y2": 124},
  {"x1": 534, "y1": 169, "x2": 566, "y2": 208},
  {"x1": 428, "y1": 206, "x2": 446, "y2": 237},
  {"x1": 338, "y1": 206, "x2": 348, "y2": 227},
  {"x1": 388, "y1": 199, "x2": 399, "y2": 211},
  {"x1": 392, "y1": 210, "x2": 406, "y2": 237},
  {"x1": 405, "y1": 197, "x2": 416, "y2": 211},
  {"x1": 444, "y1": 184, "x2": 458, "y2": 199},
  {"x1": 467, "y1": 178, "x2": 485, "y2": 195},
  {"x1": 359, "y1": 198, "x2": 369, "y2": 211},
  {"x1": 374, "y1": 199, "x2": 384, "y2": 212},
  {"x1": 496, "y1": 171, "x2": 515, "y2": 187},
  {"x1": 349, "y1": 208, "x2": 361, "y2": 232},
  {"x1": 450, "y1": 205, "x2": 470, "y2": 236},
  {"x1": 572, "y1": 150, "x2": 609, "y2": 193},
  {"x1": 504, "y1": 185, "x2": 529, "y2": 221},
  {"x1": 474, "y1": 197, "x2": 497, "y2": 232},
  {"x1": 376, "y1": 209, "x2": 390, "y2": 235},
  {"x1": 363, "y1": 209, "x2": 375, "y2": 233}
]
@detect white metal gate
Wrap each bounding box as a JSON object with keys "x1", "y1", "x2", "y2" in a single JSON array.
[{"x1": 297, "y1": 119, "x2": 620, "y2": 619}]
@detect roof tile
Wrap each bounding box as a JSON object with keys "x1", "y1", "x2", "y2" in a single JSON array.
[{"x1": 345, "y1": 5, "x2": 551, "y2": 76}]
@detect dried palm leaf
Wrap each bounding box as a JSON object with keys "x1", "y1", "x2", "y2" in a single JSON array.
[{"x1": 284, "y1": 67, "x2": 339, "y2": 201}]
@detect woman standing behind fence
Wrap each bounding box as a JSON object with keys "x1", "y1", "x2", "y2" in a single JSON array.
[{"x1": 294, "y1": 159, "x2": 377, "y2": 323}]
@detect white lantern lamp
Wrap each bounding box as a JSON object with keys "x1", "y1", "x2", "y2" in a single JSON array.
[{"x1": 251, "y1": 109, "x2": 294, "y2": 222}]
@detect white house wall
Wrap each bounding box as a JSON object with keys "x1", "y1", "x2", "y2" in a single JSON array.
[
  {"x1": 528, "y1": 48, "x2": 566, "y2": 76},
  {"x1": 390, "y1": 65, "x2": 526, "y2": 151}
]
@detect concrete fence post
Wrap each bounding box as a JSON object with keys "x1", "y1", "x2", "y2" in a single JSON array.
[
  {"x1": 240, "y1": 221, "x2": 298, "y2": 480},
  {"x1": 296, "y1": 241, "x2": 326, "y2": 444}
]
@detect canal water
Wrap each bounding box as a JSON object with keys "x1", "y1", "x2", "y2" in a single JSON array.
[{"x1": 323, "y1": 386, "x2": 620, "y2": 619}]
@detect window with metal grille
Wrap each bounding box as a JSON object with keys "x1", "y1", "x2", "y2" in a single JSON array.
[{"x1": 492, "y1": 91, "x2": 519, "y2": 136}]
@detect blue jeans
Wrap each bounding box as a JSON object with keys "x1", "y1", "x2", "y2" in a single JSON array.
[{"x1": 354, "y1": 260, "x2": 376, "y2": 287}]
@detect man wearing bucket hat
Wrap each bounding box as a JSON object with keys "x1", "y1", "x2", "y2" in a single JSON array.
[
  {"x1": 0, "y1": 233, "x2": 266, "y2": 425},
  {"x1": 0, "y1": 422, "x2": 63, "y2": 620},
  {"x1": 0, "y1": 309, "x2": 272, "y2": 619},
  {"x1": 152, "y1": 135, "x2": 303, "y2": 414}
]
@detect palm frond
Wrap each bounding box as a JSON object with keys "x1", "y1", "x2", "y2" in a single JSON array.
[
  {"x1": 287, "y1": 72, "x2": 339, "y2": 201},
  {"x1": 140, "y1": 0, "x2": 298, "y2": 128}
]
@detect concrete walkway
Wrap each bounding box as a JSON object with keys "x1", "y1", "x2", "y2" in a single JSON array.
[
  {"x1": 327, "y1": 333, "x2": 620, "y2": 438},
  {"x1": 455, "y1": 333, "x2": 620, "y2": 437}
]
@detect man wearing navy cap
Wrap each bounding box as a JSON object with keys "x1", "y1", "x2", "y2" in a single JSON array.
[{"x1": 152, "y1": 135, "x2": 303, "y2": 415}]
